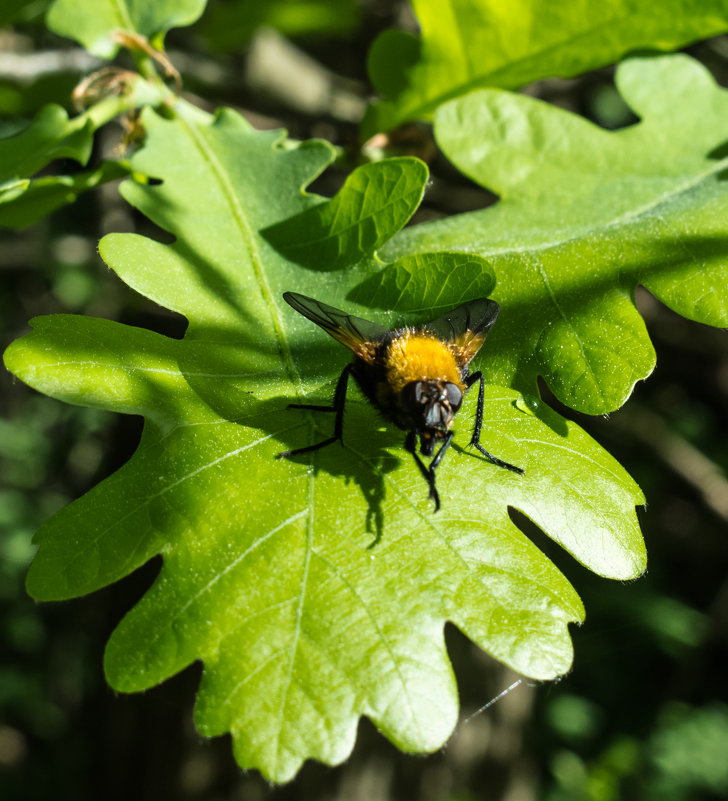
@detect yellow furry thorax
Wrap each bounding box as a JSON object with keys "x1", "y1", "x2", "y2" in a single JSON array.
[{"x1": 384, "y1": 330, "x2": 464, "y2": 394}]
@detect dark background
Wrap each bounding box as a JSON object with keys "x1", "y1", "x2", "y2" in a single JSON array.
[{"x1": 2, "y1": 2, "x2": 728, "y2": 799}]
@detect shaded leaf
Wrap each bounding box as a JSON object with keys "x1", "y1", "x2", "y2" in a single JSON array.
[
  {"x1": 349, "y1": 252, "x2": 496, "y2": 316},
  {"x1": 200, "y1": 0, "x2": 359, "y2": 52},
  {"x1": 0, "y1": 161, "x2": 128, "y2": 229},
  {"x1": 0, "y1": 104, "x2": 93, "y2": 185},
  {"x1": 262, "y1": 157, "x2": 428, "y2": 271},
  {"x1": 0, "y1": 0, "x2": 49, "y2": 25}
]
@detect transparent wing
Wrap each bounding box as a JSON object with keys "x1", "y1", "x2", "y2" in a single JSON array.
[
  {"x1": 422, "y1": 298, "x2": 500, "y2": 367},
  {"x1": 283, "y1": 292, "x2": 389, "y2": 361}
]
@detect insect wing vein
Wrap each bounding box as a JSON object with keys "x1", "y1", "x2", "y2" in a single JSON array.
[
  {"x1": 422, "y1": 298, "x2": 499, "y2": 367},
  {"x1": 283, "y1": 292, "x2": 389, "y2": 361}
]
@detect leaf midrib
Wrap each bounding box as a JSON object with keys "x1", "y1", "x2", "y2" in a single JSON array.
[
  {"x1": 110, "y1": 0, "x2": 135, "y2": 31},
  {"x1": 174, "y1": 107, "x2": 305, "y2": 400},
  {"x1": 402, "y1": 7, "x2": 704, "y2": 119}
]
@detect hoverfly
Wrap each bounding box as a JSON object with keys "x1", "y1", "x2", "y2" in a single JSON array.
[{"x1": 277, "y1": 292, "x2": 523, "y2": 510}]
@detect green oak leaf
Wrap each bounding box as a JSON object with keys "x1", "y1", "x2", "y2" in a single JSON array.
[
  {"x1": 379, "y1": 54, "x2": 728, "y2": 414},
  {"x1": 4, "y1": 99, "x2": 645, "y2": 781},
  {"x1": 0, "y1": 96, "x2": 147, "y2": 226},
  {"x1": 261, "y1": 157, "x2": 429, "y2": 270},
  {"x1": 363, "y1": 0, "x2": 728, "y2": 135},
  {"x1": 0, "y1": 161, "x2": 128, "y2": 229},
  {"x1": 46, "y1": 0, "x2": 206, "y2": 57},
  {"x1": 349, "y1": 252, "x2": 496, "y2": 314},
  {"x1": 0, "y1": 104, "x2": 93, "y2": 187},
  {"x1": 0, "y1": 104, "x2": 96, "y2": 225},
  {"x1": 199, "y1": 0, "x2": 359, "y2": 52},
  {"x1": 0, "y1": 0, "x2": 46, "y2": 26}
]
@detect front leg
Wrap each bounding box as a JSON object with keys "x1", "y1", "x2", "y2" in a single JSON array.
[
  {"x1": 277, "y1": 364, "x2": 353, "y2": 458},
  {"x1": 465, "y1": 371, "x2": 524, "y2": 474},
  {"x1": 405, "y1": 430, "x2": 440, "y2": 511},
  {"x1": 404, "y1": 430, "x2": 454, "y2": 512}
]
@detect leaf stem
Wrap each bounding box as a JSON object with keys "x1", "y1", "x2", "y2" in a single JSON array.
[{"x1": 73, "y1": 74, "x2": 173, "y2": 132}]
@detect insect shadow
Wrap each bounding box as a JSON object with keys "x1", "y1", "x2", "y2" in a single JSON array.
[
  {"x1": 265, "y1": 392, "x2": 401, "y2": 546},
  {"x1": 276, "y1": 292, "x2": 524, "y2": 515}
]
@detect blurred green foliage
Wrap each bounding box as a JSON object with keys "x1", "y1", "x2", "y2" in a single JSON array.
[{"x1": 200, "y1": 0, "x2": 360, "y2": 51}]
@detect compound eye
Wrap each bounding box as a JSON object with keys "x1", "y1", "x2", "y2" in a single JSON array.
[
  {"x1": 400, "y1": 381, "x2": 427, "y2": 413},
  {"x1": 444, "y1": 382, "x2": 462, "y2": 410}
]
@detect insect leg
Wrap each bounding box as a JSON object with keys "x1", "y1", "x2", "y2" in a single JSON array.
[
  {"x1": 404, "y1": 430, "x2": 443, "y2": 512},
  {"x1": 430, "y1": 429, "x2": 454, "y2": 472},
  {"x1": 465, "y1": 371, "x2": 524, "y2": 474},
  {"x1": 277, "y1": 364, "x2": 352, "y2": 458}
]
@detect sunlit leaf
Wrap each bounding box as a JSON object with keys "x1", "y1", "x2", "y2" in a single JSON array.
[
  {"x1": 364, "y1": 0, "x2": 728, "y2": 135},
  {"x1": 46, "y1": 0, "x2": 207, "y2": 57},
  {"x1": 4, "y1": 98, "x2": 644, "y2": 781},
  {"x1": 381, "y1": 55, "x2": 728, "y2": 413}
]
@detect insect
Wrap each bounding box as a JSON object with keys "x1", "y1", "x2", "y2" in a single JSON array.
[{"x1": 277, "y1": 292, "x2": 523, "y2": 510}]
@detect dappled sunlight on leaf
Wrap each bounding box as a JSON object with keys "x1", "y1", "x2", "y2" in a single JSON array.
[
  {"x1": 364, "y1": 0, "x2": 728, "y2": 135},
  {"x1": 386, "y1": 55, "x2": 728, "y2": 413},
  {"x1": 4, "y1": 89, "x2": 647, "y2": 781}
]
